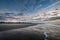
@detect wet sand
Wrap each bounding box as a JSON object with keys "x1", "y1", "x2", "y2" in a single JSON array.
[
  {"x1": 0, "y1": 24, "x2": 37, "y2": 31},
  {"x1": 0, "y1": 23, "x2": 60, "y2": 40}
]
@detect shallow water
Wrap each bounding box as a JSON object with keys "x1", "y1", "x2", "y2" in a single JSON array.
[{"x1": 44, "y1": 32, "x2": 48, "y2": 40}]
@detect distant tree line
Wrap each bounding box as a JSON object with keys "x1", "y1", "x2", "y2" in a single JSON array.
[{"x1": 0, "y1": 22, "x2": 37, "y2": 25}]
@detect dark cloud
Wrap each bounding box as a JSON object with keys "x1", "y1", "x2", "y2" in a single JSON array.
[
  {"x1": 0, "y1": 13, "x2": 15, "y2": 21},
  {"x1": 0, "y1": 12, "x2": 27, "y2": 22},
  {"x1": 47, "y1": 16, "x2": 60, "y2": 21},
  {"x1": 17, "y1": 13, "x2": 25, "y2": 16},
  {"x1": 4, "y1": 13, "x2": 14, "y2": 16},
  {"x1": 0, "y1": 16, "x2": 5, "y2": 20}
]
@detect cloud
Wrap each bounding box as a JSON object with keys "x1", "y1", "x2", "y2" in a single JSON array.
[
  {"x1": 0, "y1": 12, "x2": 16, "y2": 22},
  {"x1": 0, "y1": 12, "x2": 33, "y2": 22},
  {"x1": 39, "y1": 0, "x2": 60, "y2": 14},
  {"x1": 47, "y1": 16, "x2": 60, "y2": 21},
  {"x1": 0, "y1": 16, "x2": 5, "y2": 20}
]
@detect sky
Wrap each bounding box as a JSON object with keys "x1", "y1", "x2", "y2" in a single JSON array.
[
  {"x1": 0, "y1": 0, "x2": 60, "y2": 22},
  {"x1": 0, "y1": 0, "x2": 59, "y2": 14}
]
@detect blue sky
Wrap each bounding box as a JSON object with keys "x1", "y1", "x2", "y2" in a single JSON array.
[{"x1": 0, "y1": 0, "x2": 59, "y2": 14}]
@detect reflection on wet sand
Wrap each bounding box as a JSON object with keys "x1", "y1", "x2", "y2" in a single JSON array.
[{"x1": 0, "y1": 23, "x2": 60, "y2": 40}]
